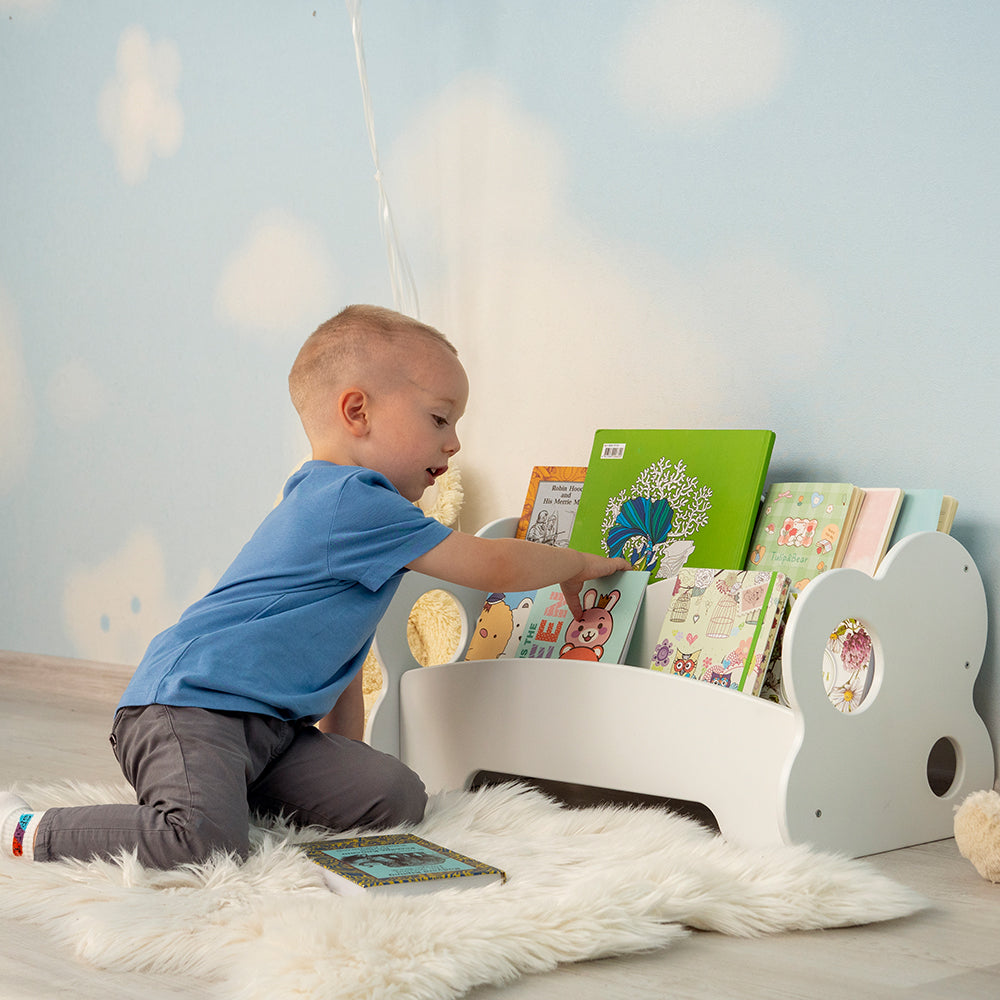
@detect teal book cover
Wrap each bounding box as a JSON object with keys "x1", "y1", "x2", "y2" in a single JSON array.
[
  {"x1": 301, "y1": 833, "x2": 506, "y2": 895},
  {"x1": 515, "y1": 569, "x2": 650, "y2": 663},
  {"x1": 568, "y1": 429, "x2": 775, "y2": 582}
]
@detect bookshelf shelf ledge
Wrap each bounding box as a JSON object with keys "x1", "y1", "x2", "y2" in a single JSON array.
[{"x1": 368, "y1": 520, "x2": 994, "y2": 859}]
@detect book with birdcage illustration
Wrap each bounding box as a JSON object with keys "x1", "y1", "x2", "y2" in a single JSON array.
[
  {"x1": 649, "y1": 567, "x2": 790, "y2": 696},
  {"x1": 567, "y1": 429, "x2": 776, "y2": 582}
]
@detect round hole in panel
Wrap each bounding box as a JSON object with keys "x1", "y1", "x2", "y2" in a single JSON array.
[
  {"x1": 406, "y1": 589, "x2": 465, "y2": 666},
  {"x1": 823, "y1": 617, "x2": 881, "y2": 714},
  {"x1": 927, "y1": 737, "x2": 958, "y2": 798}
]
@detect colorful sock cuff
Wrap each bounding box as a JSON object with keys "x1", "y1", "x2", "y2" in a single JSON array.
[
  {"x1": 12, "y1": 813, "x2": 31, "y2": 857},
  {"x1": 12, "y1": 810, "x2": 45, "y2": 861},
  {"x1": 1, "y1": 793, "x2": 41, "y2": 861}
]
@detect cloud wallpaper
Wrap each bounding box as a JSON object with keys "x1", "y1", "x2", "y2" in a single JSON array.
[{"x1": 2, "y1": 1, "x2": 998, "y2": 770}]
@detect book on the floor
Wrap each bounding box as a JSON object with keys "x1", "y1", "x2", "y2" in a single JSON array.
[
  {"x1": 567, "y1": 429, "x2": 775, "y2": 582},
  {"x1": 745, "y1": 482, "x2": 865, "y2": 597},
  {"x1": 300, "y1": 833, "x2": 506, "y2": 896},
  {"x1": 516, "y1": 569, "x2": 650, "y2": 662},
  {"x1": 464, "y1": 589, "x2": 537, "y2": 660},
  {"x1": 515, "y1": 465, "x2": 588, "y2": 545},
  {"x1": 838, "y1": 487, "x2": 904, "y2": 575},
  {"x1": 649, "y1": 567, "x2": 790, "y2": 696},
  {"x1": 888, "y1": 489, "x2": 958, "y2": 547}
]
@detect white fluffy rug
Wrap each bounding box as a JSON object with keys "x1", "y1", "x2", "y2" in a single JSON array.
[{"x1": 1, "y1": 780, "x2": 924, "y2": 999}]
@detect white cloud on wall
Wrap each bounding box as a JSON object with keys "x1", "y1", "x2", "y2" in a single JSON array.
[
  {"x1": 63, "y1": 529, "x2": 213, "y2": 666},
  {"x1": 46, "y1": 358, "x2": 108, "y2": 429},
  {"x1": 97, "y1": 25, "x2": 183, "y2": 185},
  {"x1": 388, "y1": 74, "x2": 826, "y2": 526},
  {"x1": 0, "y1": 286, "x2": 35, "y2": 496},
  {"x1": 390, "y1": 77, "x2": 712, "y2": 520},
  {"x1": 215, "y1": 211, "x2": 339, "y2": 343},
  {"x1": 612, "y1": 0, "x2": 790, "y2": 122}
]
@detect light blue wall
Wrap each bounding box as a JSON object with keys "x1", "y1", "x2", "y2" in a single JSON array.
[{"x1": 3, "y1": 2, "x2": 998, "y2": 771}]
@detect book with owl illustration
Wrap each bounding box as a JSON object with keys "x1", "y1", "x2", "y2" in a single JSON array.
[
  {"x1": 744, "y1": 482, "x2": 865, "y2": 597},
  {"x1": 649, "y1": 567, "x2": 790, "y2": 696},
  {"x1": 567, "y1": 429, "x2": 776, "y2": 584},
  {"x1": 515, "y1": 569, "x2": 650, "y2": 663},
  {"x1": 515, "y1": 466, "x2": 588, "y2": 545}
]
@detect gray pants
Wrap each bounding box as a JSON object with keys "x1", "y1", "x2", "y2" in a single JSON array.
[{"x1": 33, "y1": 704, "x2": 427, "y2": 869}]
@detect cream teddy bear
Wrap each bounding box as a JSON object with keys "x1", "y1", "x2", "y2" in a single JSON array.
[{"x1": 954, "y1": 788, "x2": 1000, "y2": 883}]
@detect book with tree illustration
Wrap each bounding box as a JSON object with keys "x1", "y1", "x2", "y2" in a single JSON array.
[
  {"x1": 567, "y1": 429, "x2": 776, "y2": 582},
  {"x1": 515, "y1": 569, "x2": 650, "y2": 663},
  {"x1": 745, "y1": 483, "x2": 865, "y2": 597},
  {"x1": 649, "y1": 567, "x2": 789, "y2": 696},
  {"x1": 516, "y1": 466, "x2": 587, "y2": 545}
]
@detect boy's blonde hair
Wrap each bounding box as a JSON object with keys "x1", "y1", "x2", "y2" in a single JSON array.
[{"x1": 288, "y1": 305, "x2": 457, "y2": 435}]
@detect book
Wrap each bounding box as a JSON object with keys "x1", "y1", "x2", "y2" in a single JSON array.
[
  {"x1": 745, "y1": 483, "x2": 865, "y2": 597},
  {"x1": 515, "y1": 569, "x2": 650, "y2": 662},
  {"x1": 888, "y1": 489, "x2": 958, "y2": 547},
  {"x1": 464, "y1": 589, "x2": 537, "y2": 660},
  {"x1": 567, "y1": 429, "x2": 776, "y2": 582},
  {"x1": 838, "y1": 487, "x2": 904, "y2": 575},
  {"x1": 649, "y1": 568, "x2": 790, "y2": 696},
  {"x1": 300, "y1": 833, "x2": 506, "y2": 895},
  {"x1": 515, "y1": 466, "x2": 588, "y2": 545}
]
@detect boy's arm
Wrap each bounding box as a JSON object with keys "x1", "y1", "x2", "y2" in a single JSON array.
[
  {"x1": 407, "y1": 531, "x2": 630, "y2": 620},
  {"x1": 316, "y1": 668, "x2": 365, "y2": 740}
]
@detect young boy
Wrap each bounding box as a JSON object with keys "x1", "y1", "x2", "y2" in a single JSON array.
[{"x1": 1, "y1": 305, "x2": 628, "y2": 870}]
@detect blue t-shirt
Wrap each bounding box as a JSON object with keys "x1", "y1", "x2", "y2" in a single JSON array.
[{"x1": 118, "y1": 462, "x2": 452, "y2": 722}]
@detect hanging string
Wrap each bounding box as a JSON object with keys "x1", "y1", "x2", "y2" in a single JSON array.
[{"x1": 345, "y1": 0, "x2": 420, "y2": 319}]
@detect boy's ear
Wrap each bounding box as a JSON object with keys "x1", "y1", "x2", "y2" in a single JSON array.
[{"x1": 339, "y1": 388, "x2": 371, "y2": 437}]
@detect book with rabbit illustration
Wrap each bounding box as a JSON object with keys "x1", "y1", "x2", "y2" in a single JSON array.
[
  {"x1": 649, "y1": 567, "x2": 790, "y2": 696},
  {"x1": 514, "y1": 569, "x2": 650, "y2": 663},
  {"x1": 567, "y1": 429, "x2": 775, "y2": 583}
]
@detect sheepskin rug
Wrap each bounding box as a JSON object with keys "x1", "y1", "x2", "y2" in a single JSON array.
[{"x1": 0, "y1": 780, "x2": 925, "y2": 1000}]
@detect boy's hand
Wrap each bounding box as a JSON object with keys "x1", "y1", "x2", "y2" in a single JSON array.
[{"x1": 560, "y1": 554, "x2": 631, "y2": 620}]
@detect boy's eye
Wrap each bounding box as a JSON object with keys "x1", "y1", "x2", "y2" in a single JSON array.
[{"x1": 432, "y1": 415, "x2": 448, "y2": 427}]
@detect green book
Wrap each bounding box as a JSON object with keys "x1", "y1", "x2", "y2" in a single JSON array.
[{"x1": 568, "y1": 429, "x2": 776, "y2": 582}]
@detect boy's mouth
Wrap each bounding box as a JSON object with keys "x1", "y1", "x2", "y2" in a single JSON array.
[{"x1": 426, "y1": 466, "x2": 447, "y2": 483}]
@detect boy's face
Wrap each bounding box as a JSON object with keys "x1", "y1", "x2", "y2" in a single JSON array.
[{"x1": 365, "y1": 340, "x2": 469, "y2": 502}]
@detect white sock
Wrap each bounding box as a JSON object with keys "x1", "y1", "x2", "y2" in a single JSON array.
[{"x1": 1, "y1": 791, "x2": 45, "y2": 861}]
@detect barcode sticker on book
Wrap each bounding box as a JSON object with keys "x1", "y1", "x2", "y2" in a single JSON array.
[{"x1": 601, "y1": 443, "x2": 626, "y2": 460}]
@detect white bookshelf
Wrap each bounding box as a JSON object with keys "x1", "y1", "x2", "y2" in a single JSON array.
[{"x1": 368, "y1": 521, "x2": 994, "y2": 858}]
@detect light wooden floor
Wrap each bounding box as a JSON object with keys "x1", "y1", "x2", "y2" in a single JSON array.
[{"x1": 2, "y1": 651, "x2": 1000, "y2": 1000}]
